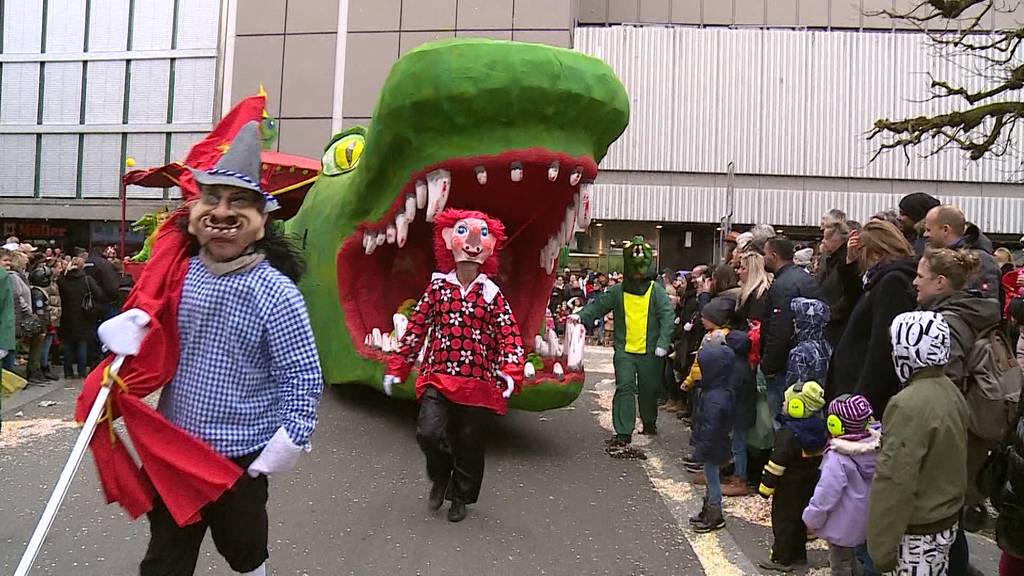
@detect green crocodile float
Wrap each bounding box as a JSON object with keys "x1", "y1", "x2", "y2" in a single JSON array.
[{"x1": 285, "y1": 39, "x2": 629, "y2": 411}]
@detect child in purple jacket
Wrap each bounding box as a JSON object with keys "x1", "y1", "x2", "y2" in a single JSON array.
[{"x1": 802, "y1": 394, "x2": 880, "y2": 576}]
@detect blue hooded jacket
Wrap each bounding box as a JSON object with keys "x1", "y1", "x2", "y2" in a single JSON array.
[
  {"x1": 690, "y1": 344, "x2": 735, "y2": 465},
  {"x1": 786, "y1": 298, "x2": 832, "y2": 388}
]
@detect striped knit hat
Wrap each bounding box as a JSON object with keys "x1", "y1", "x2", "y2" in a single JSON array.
[{"x1": 827, "y1": 394, "x2": 873, "y2": 434}]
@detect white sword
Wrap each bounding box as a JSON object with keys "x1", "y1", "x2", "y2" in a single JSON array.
[{"x1": 14, "y1": 354, "x2": 126, "y2": 576}]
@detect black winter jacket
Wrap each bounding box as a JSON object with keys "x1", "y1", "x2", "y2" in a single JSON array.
[
  {"x1": 760, "y1": 264, "x2": 822, "y2": 376},
  {"x1": 816, "y1": 244, "x2": 862, "y2": 346},
  {"x1": 993, "y1": 407, "x2": 1024, "y2": 558},
  {"x1": 726, "y1": 330, "x2": 757, "y2": 431},
  {"x1": 954, "y1": 224, "x2": 1001, "y2": 300},
  {"x1": 827, "y1": 259, "x2": 918, "y2": 417},
  {"x1": 57, "y1": 269, "x2": 100, "y2": 341},
  {"x1": 690, "y1": 344, "x2": 735, "y2": 465}
]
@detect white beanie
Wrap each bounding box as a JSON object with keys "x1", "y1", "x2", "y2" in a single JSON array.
[
  {"x1": 794, "y1": 247, "x2": 814, "y2": 267},
  {"x1": 890, "y1": 311, "x2": 950, "y2": 384}
]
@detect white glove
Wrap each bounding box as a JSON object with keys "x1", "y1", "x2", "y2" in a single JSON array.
[
  {"x1": 498, "y1": 371, "x2": 515, "y2": 399},
  {"x1": 97, "y1": 308, "x2": 151, "y2": 356},
  {"x1": 566, "y1": 320, "x2": 586, "y2": 370},
  {"x1": 683, "y1": 322, "x2": 693, "y2": 332},
  {"x1": 247, "y1": 427, "x2": 307, "y2": 478},
  {"x1": 655, "y1": 347, "x2": 668, "y2": 358},
  {"x1": 0, "y1": 349, "x2": 6, "y2": 360},
  {"x1": 383, "y1": 374, "x2": 401, "y2": 396}
]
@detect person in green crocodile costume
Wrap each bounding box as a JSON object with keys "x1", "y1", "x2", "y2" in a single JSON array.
[
  {"x1": 572, "y1": 236, "x2": 675, "y2": 451},
  {"x1": 283, "y1": 38, "x2": 629, "y2": 412}
]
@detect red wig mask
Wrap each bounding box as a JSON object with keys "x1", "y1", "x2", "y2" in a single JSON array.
[{"x1": 433, "y1": 209, "x2": 506, "y2": 276}]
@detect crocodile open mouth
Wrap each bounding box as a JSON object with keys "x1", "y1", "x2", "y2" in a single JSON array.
[{"x1": 337, "y1": 148, "x2": 596, "y2": 385}]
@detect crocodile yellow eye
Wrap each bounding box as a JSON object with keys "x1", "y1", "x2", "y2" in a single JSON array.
[{"x1": 322, "y1": 133, "x2": 365, "y2": 175}]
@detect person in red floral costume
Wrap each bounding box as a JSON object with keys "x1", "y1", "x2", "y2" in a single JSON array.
[{"x1": 385, "y1": 208, "x2": 524, "y2": 523}]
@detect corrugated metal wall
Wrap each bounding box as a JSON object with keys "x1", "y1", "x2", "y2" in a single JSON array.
[
  {"x1": 590, "y1": 182, "x2": 1024, "y2": 234},
  {"x1": 576, "y1": 26, "x2": 1023, "y2": 184}
]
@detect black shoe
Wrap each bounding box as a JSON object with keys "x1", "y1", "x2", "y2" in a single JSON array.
[
  {"x1": 689, "y1": 497, "x2": 708, "y2": 524},
  {"x1": 640, "y1": 425, "x2": 658, "y2": 436},
  {"x1": 757, "y1": 560, "x2": 795, "y2": 573},
  {"x1": 27, "y1": 370, "x2": 46, "y2": 384},
  {"x1": 428, "y1": 482, "x2": 446, "y2": 511},
  {"x1": 41, "y1": 367, "x2": 58, "y2": 381},
  {"x1": 447, "y1": 501, "x2": 467, "y2": 523},
  {"x1": 692, "y1": 504, "x2": 725, "y2": 533},
  {"x1": 605, "y1": 434, "x2": 631, "y2": 447}
]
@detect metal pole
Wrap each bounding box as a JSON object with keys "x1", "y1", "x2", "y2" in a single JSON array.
[
  {"x1": 120, "y1": 180, "x2": 127, "y2": 260},
  {"x1": 14, "y1": 355, "x2": 126, "y2": 576}
]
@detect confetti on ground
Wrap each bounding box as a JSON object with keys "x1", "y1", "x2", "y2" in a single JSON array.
[
  {"x1": 724, "y1": 494, "x2": 772, "y2": 527},
  {"x1": 0, "y1": 417, "x2": 76, "y2": 448},
  {"x1": 38, "y1": 400, "x2": 59, "y2": 407}
]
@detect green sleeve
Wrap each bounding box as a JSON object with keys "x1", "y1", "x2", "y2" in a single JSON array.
[
  {"x1": 577, "y1": 287, "x2": 617, "y2": 327},
  {"x1": 652, "y1": 283, "x2": 675, "y2": 351},
  {"x1": 867, "y1": 395, "x2": 927, "y2": 573},
  {"x1": 0, "y1": 273, "x2": 14, "y2": 351}
]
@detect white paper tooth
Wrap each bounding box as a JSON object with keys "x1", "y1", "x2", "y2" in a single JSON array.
[
  {"x1": 553, "y1": 362, "x2": 565, "y2": 381},
  {"x1": 405, "y1": 194, "x2": 417, "y2": 222},
  {"x1": 524, "y1": 362, "x2": 536, "y2": 380},
  {"x1": 375, "y1": 231, "x2": 386, "y2": 247},
  {"x1": 415, "y1": 180, "x2": 427, "y2": 209},
  {"x1": 372, "y1": 328, "x2": 383, "y2": 349},
  {"x1": 396, "y1": 214, "x2": 409, "y2": 248},
  {"x1": 567, "y1": 321, "x2": 585, "y2": 369},
  {"x1": 510, "y1": 161, "x2": 523, "y2": 182},
  {"x1": 386, "y1": 224, "x2": 396, "y2": 244},
  {"x1": 475, "y1": 166, "x2": 487, "y2": 185},
  {"x1": 569, "y1": 167, "x2": 583, "y2": 186},
  {"x1": 364, "y1": 232, "x2": 377, "y2": 255},
  {"x1": 382, "y1": 332, "x2": 393, "y2": 353},
  {"x1": 546, "y1": 329, "x2": 559, "y2": 359},
  {"x1": 393, "y1": 314, "x2": 409, "y2": 341},
  {"x1": 547, "y1": 161, "x2": 560, "y2": 182},
  {"x1": 534, "y1": 335, "x2": 546, "y2": 354},
  {"x1": 425, "y1": 169, "x2": 451, "y2": 222},
  {"x1": 364, "y1": 334, "x2": 372, "y2": 347},
  {"x1": 578, "y1": 183, "x2": 593, "y2": 228}
]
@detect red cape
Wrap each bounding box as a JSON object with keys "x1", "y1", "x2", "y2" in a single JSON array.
[{"x1": 73, "y1": 95, "x2": 269, "y2": 526}]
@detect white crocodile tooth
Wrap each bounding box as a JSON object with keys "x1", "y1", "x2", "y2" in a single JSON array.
[
  {"x1": 375, "y1": 231, "x2": 386, "y2": 247},
  {"x1": 425, "y1": 169, "x2": 451, "y2": 222},
  {"x1": 563, "y1": 204, "x2": 577, "y2": 243},
  {"x1": 364, "y1": 234, "x2": 377, "y2": 255},
  {"x1": 475, "y1": 166, "x2": 487, "y2": 185},
  {"x1": 578, "y1": 183, "x2": 593, "y2": 228},
  {"x1": 553, "y1": 362, "x2": 565, "y2": 381},
  {"x1": 393, "y1": 314, "x2": 409, "y2": 341},
  {"x1": 372, "y1": 328, "x2": 382, "y2": 348},
  {"x1": 534, "y1": 335, "x2": 546, "y2": 354},
  {"x1": 569, "y1": 167, "x2": 583, "y2": 186},
  {"x1": 364, "y1": 334, "x2": 372, "y2": 347},
  {"x1": 546, "y1": 329, "x2": 559, "y2": 359},
  {"x1": 510, "y1": 161, "x2": 523, "y2": 183},
  {"x1": 548, "y1": 161, "x2": 560, "y2": 182},
  {"x1": 567, "y1": 322, "x2": 585, "y2": 369},
  {"x1": 405, "y1": 194, "x2": 416, "y2": 222},
  {"x1": 415, "y1": 180, "x2": 427, "y2": 209},
  {"x1": 524, "y1": 362, "x2": 536, "y2": 380},
  {"x1": 363, "y1": 230, "x2": 373, "y2": 249},
  {"x1": 386, "y1": 224, "x2": 396, "y2": 244},
  {"x1": 396, "y1": 214, "x2": 409, "y2": 248},
  {"x1": 382, "y1": 332, "x2": 393, "y2": 353}
]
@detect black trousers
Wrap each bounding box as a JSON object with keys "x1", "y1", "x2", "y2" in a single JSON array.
[
  {"x1": 770, "y1": 469, "x2": 820, "y2": 565},
  {"x1": 416, "y1": 387, "x2": 490, "y2": 504},
  {"x1": 139, "y1": 453, "x2": 268, "y2": 576}
]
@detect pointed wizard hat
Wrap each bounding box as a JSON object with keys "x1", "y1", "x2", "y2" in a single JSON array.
[{"x1": 189, "y1": 120, "x2": 279, "y2": 212}]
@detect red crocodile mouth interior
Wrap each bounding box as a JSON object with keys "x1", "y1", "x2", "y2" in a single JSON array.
[{"x1": 337, "y1": 148, "x2": 598, "y2": 382}]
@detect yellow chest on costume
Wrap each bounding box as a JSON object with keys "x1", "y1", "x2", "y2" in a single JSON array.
[{"x1": 623, "y1": 283, "x2": 653, "y2": 354}]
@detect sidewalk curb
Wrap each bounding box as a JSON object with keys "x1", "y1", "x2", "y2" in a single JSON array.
[{"x1": 2, "y1": 378, "x2": 76, "y2": 417}]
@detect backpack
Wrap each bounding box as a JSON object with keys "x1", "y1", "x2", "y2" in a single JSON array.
[{"x1": 965, "y1": 326, "x2": 1023, "y2": 441}]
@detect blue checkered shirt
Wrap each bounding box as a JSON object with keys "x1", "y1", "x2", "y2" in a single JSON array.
[{"x1": 157, "y1": 258, "x2": 323, "y2": 458}]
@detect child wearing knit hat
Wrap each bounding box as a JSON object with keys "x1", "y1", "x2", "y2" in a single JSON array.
[
  {"x1": 802, "y1": 394, "x2": 880, "y2": 576},
  {"x1": 758, "y1": 381, "x2": 828, "y2": 572}
]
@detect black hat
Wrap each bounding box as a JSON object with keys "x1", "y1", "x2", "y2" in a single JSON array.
[
  {"x1": 898, "y1": 192, "x2": 940, "y2": 223},
  {"x1": 701, "y1": 297, "x2": 734, "y2": 327}
]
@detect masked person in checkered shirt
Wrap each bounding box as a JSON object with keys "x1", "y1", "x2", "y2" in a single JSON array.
[{"x1": 98, "y1": 121, "x2": 323, "y2": 576}]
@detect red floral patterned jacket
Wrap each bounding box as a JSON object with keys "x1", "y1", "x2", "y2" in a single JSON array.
[{"x1": 387, "y1": 272, "x2": 525, "y2": 414}]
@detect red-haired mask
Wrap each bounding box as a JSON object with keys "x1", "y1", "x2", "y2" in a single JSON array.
[{"x1": 443, "y1": 217, "x2": 496, "y2": 266}]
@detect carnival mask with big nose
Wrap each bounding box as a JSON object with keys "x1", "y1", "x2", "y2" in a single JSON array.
[
  {"x1": 188, "y1": 184, "x2": 268, "y2": 262},
  {"x1": 442, "y1": 218, "x2": 496, "y2": 265}
]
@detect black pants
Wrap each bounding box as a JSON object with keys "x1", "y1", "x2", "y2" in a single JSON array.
[
  {"x1": 416, "y1": 387, "x2": 490, "y2": 504},
  {"x1": 771, "y1": 469, "x2": 820, "y2": 565},
  {"x1": 140, "y1": 454, "x2": 268, "y2": 576}
]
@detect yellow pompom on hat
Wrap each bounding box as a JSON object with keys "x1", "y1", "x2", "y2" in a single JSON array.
[{"x1": 784, "y1": 381, "x2": 826, "y2": 418}]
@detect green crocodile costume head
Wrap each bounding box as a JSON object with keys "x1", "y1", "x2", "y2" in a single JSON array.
[
  {"x1": 285, "y1": 39, "x2": 629, "y2": 411},
  {"x1": 621, "y1": 235, "x2": 654, "y2": 295}
]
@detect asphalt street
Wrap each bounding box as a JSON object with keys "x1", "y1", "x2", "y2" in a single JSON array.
[{"x1": 0, "y1": 347, "x2": 1004, "y2": 575}]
